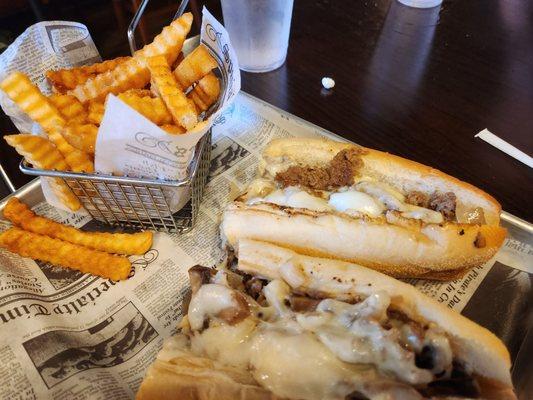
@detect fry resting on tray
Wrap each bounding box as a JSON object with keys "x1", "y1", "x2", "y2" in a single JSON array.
[
  {"x1": 0, "y1": 228, "x2": 131, "y2": 281},
  {"x1": 3, "y1": 198, "x2": 153, "y2": 255}
]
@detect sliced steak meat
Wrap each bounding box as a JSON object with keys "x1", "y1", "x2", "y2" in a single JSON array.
[
  {"x1": 405, "y1": 191, "x2": 430, "y2": 208},
  {"x1": 276, "y1": 165, "x2": 331, "y2": 190},
  {"x1": 418, "y1": 362, "x2": 480, "y2": 398},
  {"x1": 429, "y1": 191, "x2": 457, "y2": 221},
  {"x1": 244, "y1": 277, "x2": 267, "y2": 300},
  {"x1": 275, "y1": 148, "x2": 365, "y2": 190},
  {"x1": 289, "y1": 295, "x2": 321, "y2": 312},
  {"x1": 188, "y1": 265, "x2": 215, "y2": 294},
  {"x1": 329, "y1": 148, "x2": 365, "y2": 187},
  {"x1": 217, "y1": 292, "x2": 251, "y2": 325}
]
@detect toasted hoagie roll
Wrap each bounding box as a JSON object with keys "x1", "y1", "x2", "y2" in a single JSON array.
[
  {"x1": 137, "y1": 239, "x2": 516, "y2": 400},
  {"x1": 221, "y1": 138, "x2": 507, "y2": 280}
]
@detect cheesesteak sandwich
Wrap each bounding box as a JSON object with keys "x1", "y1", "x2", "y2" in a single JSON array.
[
  {"x1": 221, "y1": 138, "x2": 507, "y2": 280},
  {"x1": 136, "y1": 239, "x2": 515, "y2": 400}
]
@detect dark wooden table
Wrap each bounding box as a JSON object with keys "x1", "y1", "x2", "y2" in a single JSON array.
[{"x1": 0, "y1": 0, "x2": 532, "y2": 221}]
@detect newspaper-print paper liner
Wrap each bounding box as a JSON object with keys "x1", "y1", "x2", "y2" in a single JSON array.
[
  {"x1": 0, "y1": 21, "x2": 100, "y2": 134},
  {"x1": 0, "y1": 21, "x2": 101, "y2": 214}
]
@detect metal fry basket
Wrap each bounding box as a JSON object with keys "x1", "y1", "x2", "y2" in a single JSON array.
[
  {"x1": 19, "y1": 0, "x2": 213, "y2": 233},
  {"x1": 21, "y1": 133, "x2": 211, "y2": 233}
]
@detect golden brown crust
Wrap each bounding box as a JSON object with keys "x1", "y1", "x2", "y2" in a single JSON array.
[{"x1": 136, "y1": 350, "x2": 280, "y2": 400}]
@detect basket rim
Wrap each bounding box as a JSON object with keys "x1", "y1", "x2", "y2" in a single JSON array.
[{"x1": 19, "y1": 130, "x2": 211, "y2": 188}]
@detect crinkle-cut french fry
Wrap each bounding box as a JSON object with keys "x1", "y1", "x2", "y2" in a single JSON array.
[
  {"x1": 69, "y1": 14, "x2": 193, "y2": 104},
  {"x1": 4, "y1": 134, "x2": 82, "y2": 211},
  {"x1": 4, "y1": 198, "x2": 153, "y2": 255},
  {"x1": 48, "y1": 125, "x2": 94, "y2": 172},
  {"x1": 1, "y1": 72, "x2": 65, "y2": 130},
  {"x1": 122, "y1": 88, "x2": 154, "y2": 97},
  {"x1": 87, "y1": 101, "x2": 105, "y2": 125},
  {"x1": 0, "y1": 72, "x2": 94, "y2": 172},
  {"x1": 77, "y1": 57, "x2": 131, "y2": 75},
  {"x1": 135, "y1": 13, "x2": 193, "y2": 66},
  {"x1": 159, "y1": 124, "x2": 185, "y2": 135},
  {"x1": 188, "y1": 72, "x2": 220, "y2": 112},
  {"x1": 146, "y1": 55, "x2": 197, "y2": 130},
  {"x1": 46, "y1": 69, "x2": 92, "y2": 94},
  {"x1": 46, "y1": 57, "x2": 131, "y2": 93},
  {"x1": 66, "y1": 114, "x2": 88, "y2": 125},
  {"x1": 49, "y1": 93, "x2": 87, "y2": 122},
  {"x1": 4, "y1": 134, "x2": 68, "y2": 170},
  {"x1": 46, "y1": 178, "x2": 82, "y2": 211},
  {"x1": 63, "y1": 123, "x2": 98, "y2": 155},
  {"x1": 173, "y1": 44, "x2": 218, "y2": 89},
  {"x1": 0, "y1": 228, "x2": 131, "y2": 281},
  {"x1": 69, "y1": 58, "x2": 150, "y2": 104},
  {"x1": 117, "y1": 93, "x2": 173, "y2": 125}
]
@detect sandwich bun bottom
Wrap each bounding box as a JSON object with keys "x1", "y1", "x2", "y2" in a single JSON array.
[{"x1": 221, "y1": 202, "x2": 506, "y2": 280}]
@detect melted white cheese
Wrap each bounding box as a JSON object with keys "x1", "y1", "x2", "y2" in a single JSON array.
[
  {"x1": 249, "y1": 330, "x2": 372, "y2": 400},
  {"x1": 263, "y1": 279, "x2": 292, "y2": 317},
  {"x1": 190, "y1": 318, "x2": 257, "y2": 369},
  {"x1": 356, "y1": 181, "x2": 406, "y2": 211},
  {"x1": 188, "y1": 284, "x2": 240, "y2": 330},
  {"x1": 245, "y1": 178, "x2": 276, "y2": 200},
  {"x1": 297, "y1": 294, "x2": 434, "y2": 385},
  {"x1": 328, "y1": 190, "x2": 385, "y2": 217},
  {"x1": 186, "y1": 279, "x2": 452, "y2": 400},
  {"x1": 255, "y1": 187, "x2": 332, "y2": 211},
  {"x1": 424, "y1": 327, "x2": 453, "y2": 375},
  {"x1": 247, "y1": 183, "x2": 445, "y2": 224},
  {"x1": 401, "y1": 205, "x2": 444, "y2": 224}
]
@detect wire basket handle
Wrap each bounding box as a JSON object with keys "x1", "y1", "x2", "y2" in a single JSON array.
[{"x1": 127, "y1": 0, "x2": 190, "y2": 54}]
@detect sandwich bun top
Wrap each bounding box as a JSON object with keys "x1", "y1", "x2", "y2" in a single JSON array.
[{"x1": 260, "y1": 138, "x2": 501, "y2": 225}]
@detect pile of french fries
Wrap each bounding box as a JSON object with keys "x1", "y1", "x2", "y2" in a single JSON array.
[
  {"x1": 0, "y1": 198, "x2": 153, "y2": 280},
  {"x1": 1, "y1": 12, "x2": 220, "y2": 211}
]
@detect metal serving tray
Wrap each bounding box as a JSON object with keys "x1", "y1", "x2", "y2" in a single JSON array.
[{"x1": 1, "y1": 91, "x2": 532, "y2": 397}]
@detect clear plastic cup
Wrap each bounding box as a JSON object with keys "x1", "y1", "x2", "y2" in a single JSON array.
[{"x1": 221, "y1": 0, "x2": 294, "y2": 73}]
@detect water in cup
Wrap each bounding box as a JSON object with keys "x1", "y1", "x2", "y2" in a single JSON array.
[{"x1": 221, "y1": 0, "x2": 294, "y2": 73}]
